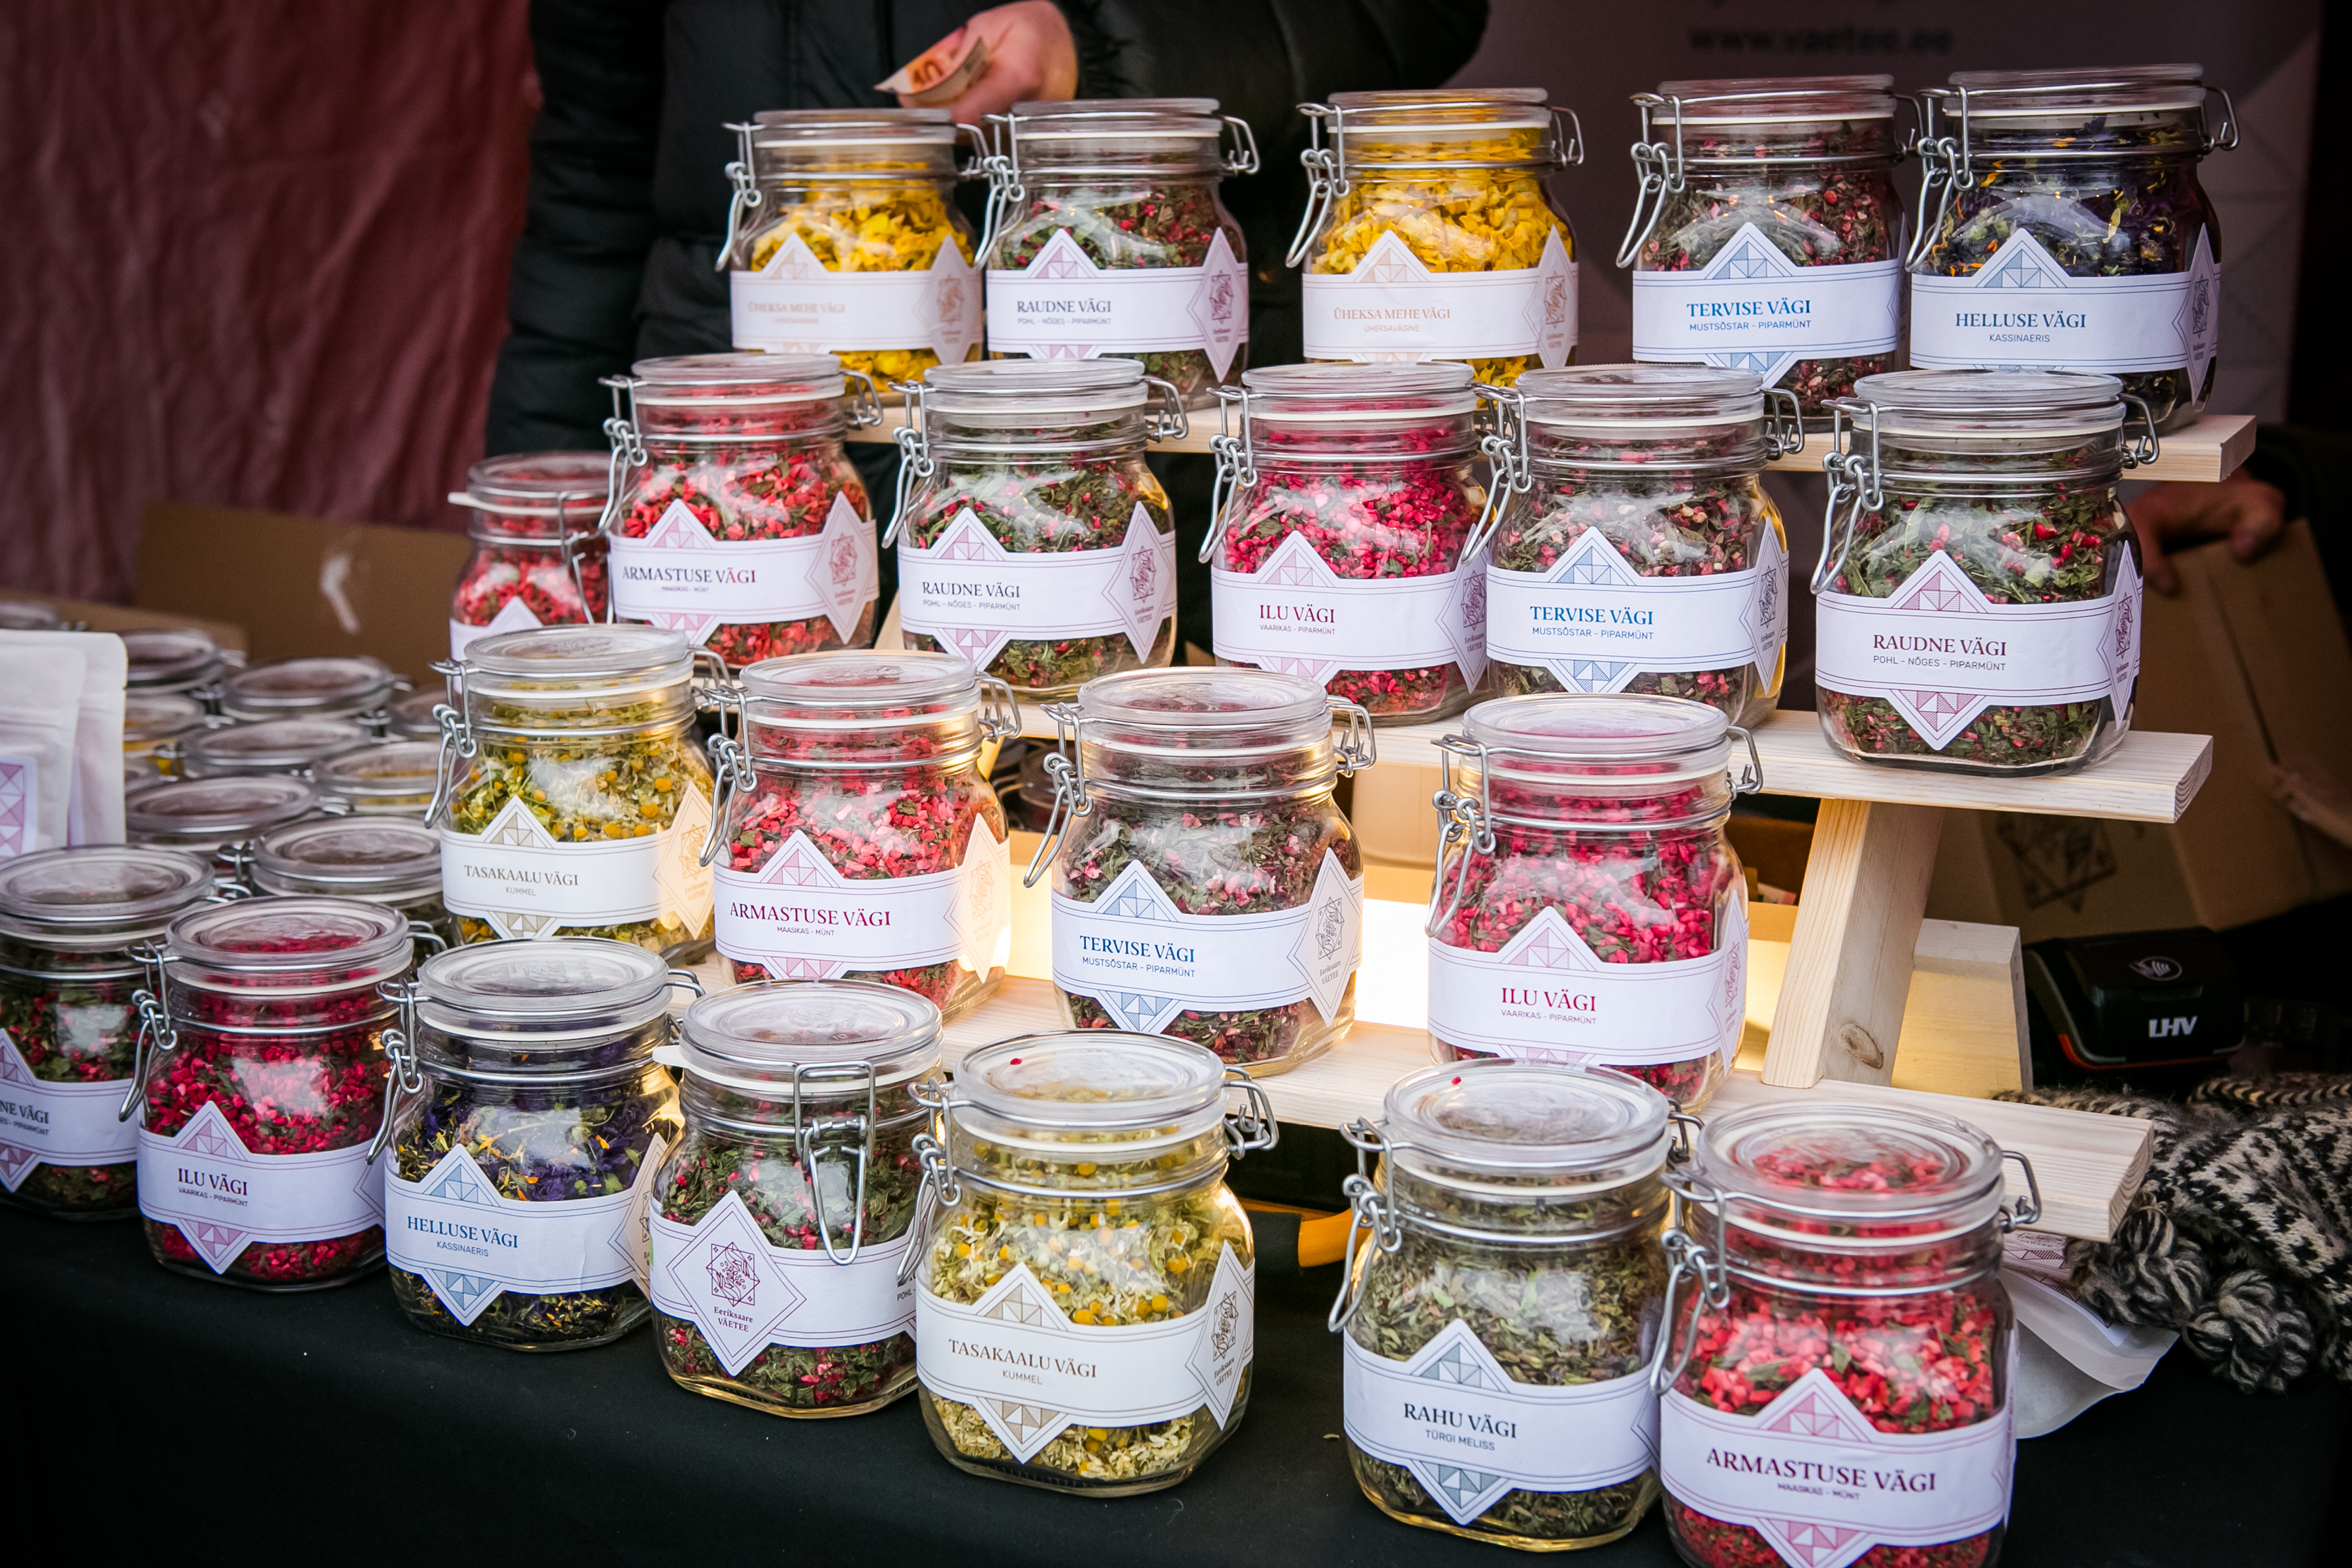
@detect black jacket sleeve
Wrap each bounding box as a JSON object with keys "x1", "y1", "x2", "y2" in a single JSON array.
[
  {"x1": 2242, "y1": 425, "x2": 2352, "y2": 614},
  {"x1": 1053, "y1": 0, "x2": 1492, "y2": 365},
  {"x1": 484, "y1": 0, "x2": 670, "y2": 456}
]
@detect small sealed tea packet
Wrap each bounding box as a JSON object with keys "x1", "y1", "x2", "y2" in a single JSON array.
[
  {"x1": 0, "y1": 630, "x2": 129, "y2": 843},
  {"x1": 0, "y1": 641, "x2": 90, "y2": 858}
]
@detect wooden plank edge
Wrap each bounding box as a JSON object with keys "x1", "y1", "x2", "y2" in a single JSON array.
[{"x1": 1764, "y1": 412, "x2": 2251, "y2": 483}]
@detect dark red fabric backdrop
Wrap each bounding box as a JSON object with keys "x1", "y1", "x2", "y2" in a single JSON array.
[{"x1": 0, "y1": 0, "x2": 534, "y2": 601}]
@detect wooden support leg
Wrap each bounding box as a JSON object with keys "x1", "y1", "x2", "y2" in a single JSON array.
[{"x1": 1763, "y1": 799, "x2": 1945, "y2": 1088}]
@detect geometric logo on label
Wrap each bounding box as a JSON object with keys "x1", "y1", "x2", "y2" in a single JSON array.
[
  {"x1": 1107, "y1": 504, "x2": 1173, "y2": 661},
  {"x1": 188, "y1": 1221, "x2": 248, "y2": 1267},
  {"x1": 1190, "y1": 229, "x2": 1247, "y2": 382},
  {"x1": 980, "y1": 1273, "x2": 1058, "y2": 1328},
  {"x1": 705, "y1": 1240, "x2": 759, "y2": 1307},
  {"x1": 983, "y1": 1398, "x2": 1069, "y2": 1451},
  {"x1": 1757, "y1": 1383, "x2": 1875, "y2": 1442},
  {"x1": 1980, "y1": 231, "x2": 2064, "y2": 291},
  {"x1": 433, "y1": 1269, "x2": 502, "y2": 1312},
  {"x1": 1413, "y1": 1339, "x2": 1507, "y2": 1392},
  {"x1": 184, "y1": 1118, "x2": 244, "y2": 1162},
  {"x1": 0, "y1": 756, "x2": 30, "y2": 857},
  {"x1": 1716, "y1": 237, "x2": 1781, "y2": 280},
  {"x1": 1287, "y1": 849, "x2": 1362, "y2": 1024},
  {"x1": 1554, "y1": 658, "x2": 1636, "y2": 692},
  {"x1": 1497, "y1": 905, "x2": 1608, "y2": 973},
  {"x1": 926, "y1": 242, "x2": 981, "y2": 368},
  {"x1": 0, "y1": 1140, "x2": 40, "y2": 1190},
  {"x1": 1450, "y1": 546, "x2": 1490, "y2": 687},
  {"x1": 1752, "y1": 1520, "x2": 1870, "y2": 1568},
  {"x1": 1423, "y1": 1463, "x2": 1509, "y2": 1512},
  {"x1": 1360, "y1": 230, "x2": 1424, "y2": 288},
  {"x1": 0, "y1": 1033, "x2": 32, "y2": 1086},
  {"x1": 427, "y1": 1154, "x2": 496, "y2": 1207},
  {"x1": 1183, "y1": 1243, "x2": 1254, "y2": 1429},
  {"x1": 1527, "y1": 229, "x2": 1576, "y2": 370}
]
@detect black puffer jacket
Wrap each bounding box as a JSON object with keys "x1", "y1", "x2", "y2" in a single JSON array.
[{"x1": 485, "y1": 0, "x2": 1492, "y2": 452}]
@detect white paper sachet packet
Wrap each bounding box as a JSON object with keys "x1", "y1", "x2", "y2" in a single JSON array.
[
  {"x1": 0, "y1": 630, "x2": 129, "y2": 843},
  {"x1": 0, "y1": 643, "x2": 89, "y2": 857}
]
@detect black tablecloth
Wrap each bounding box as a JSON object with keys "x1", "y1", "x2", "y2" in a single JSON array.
[{"x1": 5, "y1": 1205, "x2": 2342, "y2": 1567}]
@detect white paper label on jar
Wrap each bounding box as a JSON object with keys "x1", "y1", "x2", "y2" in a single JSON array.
[
  {"x1": 917, "y1": 1243, "x2": 1254, "y2": 1463},
  {"x1": 716, "y1": 819, "x2": 1012, "y2": 982},
  {"x1": 449, "y1": 595, "x2": 544, "y2": 661},
  {"x1": 1211, "y1": 534, "x2": 1490, "y2": 689},
  {"x1": 1051, "y1": 852, "x2": 1362, "y2": 1034},
  {"x1": 1659, "y1": 1371, "x2": 2015, "y2": 1566},
  {"x1": 385, "y1": 1135, "x2": 666, "y2": 1326},
  {"x1": 649, "y1": 1189, "x2": 917, "y2": 1376},
  {"x1": 0, "y1": 1028, "x2": 139, "y2": 1190},
  {"x1": 1910, "y1": 228, "x2": 2219, "y2": 380},
  {"x1": 986, "y1": 228, "x2": 1249, "y2": 381},
  {"x1": 135, "y1": 1100, "x2": 383, "y2": 1273},
  {"x1": 609, "y1": 493, "x2": 874, "y2": 647},
  {"x1": 1303, "y1": 227, "x2": 1577, "y2": 368},
  {"x1": 1814, "y1": 547, "x2": 2142, "y2": 749},
  {"x1": 1632, "y1": 225, "x2": 1901, "y2": 390},
  {"x1": 1428, "y1": 892, "x2": 1746, "y2": 1067},
  {"x1": 1486, "y1": 525, "x2": 1788, "y2": 691},
  {"x1": 897, "y1": 502, "x2": 1174, "y2": 673},
  {"x1": 1343, "y1": 1320, "x2": 1657, "y2": 1526},
  {"x1": 440, "y1": 783, "x2": 715, "y2": 941},
  {"x1": 730, "y1": 231, "x2": 983, "y2": 365}
]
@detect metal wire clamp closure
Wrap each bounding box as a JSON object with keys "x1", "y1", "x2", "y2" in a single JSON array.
[
  {"x1": 897, "y1": 1075, "x2": 959, "y2": 1286},
  {"x1": 1997, "y1": 1149, "x2": 2044, "y2": 1233},
  {"x1": 1021, "y1": 701, "x2": 1089, "y2": 888},
  {"x1": 1326, "y1": 1117, "x2": 1403, "y2": 1331},
  {"x1": 716, "y1": 122, "x2": 763, "y2": 272},
  {"x1": 1461, "y1": 382, "x2": 1531, "y2": 563},
  {"x1": 118, "y1": 941, "x2": 176, "y2": 1124},
  {"x1": 365, "y1": 978, "x2": 427, "y2": 1164},
  {"x1": 1200, "y1": 384, "x2": 1260, "y2": 564},
  {"x1": 423, "y1": 657, "x2": 476, "y2": 825},
  {"x1": 794, "y1": 1060, "x2": 879, "y2": 1264},
  {"x1": 1650, "y1": 1163, "x2": 1733, "y2": 1395},
  {"x1": 596, "y1": 375, "x2": 651, "y2": 549},
  {"x1": 883, "y1": 379, "x2": 934, "y2": 549}
]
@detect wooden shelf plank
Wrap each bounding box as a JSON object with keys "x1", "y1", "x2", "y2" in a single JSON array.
[
  {"x1": 1765, "y1": 411, "x2": 2253, "y2": 483},
  {"x1": 1361, "y1": 710, "x2": 2212, "y2": 824},
  {"x1": 936, "y1": 975, "x2": 2146, "y2": 1241},
  {"x1": 850, "y1": 409, "x2": 2254, "y2": 481}
]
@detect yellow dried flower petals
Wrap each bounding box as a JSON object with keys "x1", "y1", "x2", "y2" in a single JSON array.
[{"x1": 744, "y1": 180, "x2": 979, "y2": 384}]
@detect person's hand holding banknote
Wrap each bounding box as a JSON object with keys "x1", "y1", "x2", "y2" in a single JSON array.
[{"x1": 879, "y1": 2, "x2": 1077, "y2": 122}]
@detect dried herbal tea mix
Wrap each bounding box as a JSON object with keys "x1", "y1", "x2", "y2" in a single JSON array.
[
  {"x1": 1487, "y1": 366, "x2": 1788, "y2": 726},
  {"x1": 1660, "y1": 1104, "x2": 2022, "y2": 1568},
  {"x1": 1339, "y1": 1062, "x2": 1672, "y2": 1550},
  {"x1": 916, "y1": 1034, "x2": 1262, "y2": 1492},
  {"x1": 1208, "y1": 363, "x2": 1489, "y2": 725},
  {"x1": 1908, "y1": 65, "x2": 2227, "y2": 432},
  {"x1": 438, "y1": 626, "x2": 715, "y2": 952},
  {"x1": 1042, "y1": 668, "x2": 1367, "y2": 1074},
  {"x1": 0, "y1": 847, "x2": 215, "y2": 1218},
  {"x1": 894, "y1": 359, "x2": 1179, "y2": 699},
  {"x1": 1627, "y1": 77, "x2": 1901, "y2": 417},
  {"x1": 606, "y1": 353, "x2": 877, "y2": 670},
  {"x1": 1297, "y1": 90, "x2": 1577, "y2": 385},
  {"x1": 448, "y1": 451, "x2": 610, "y2": 659},
  {"x1": 1428, "y1": 696, "x2": 1747, "y2": 1110},
  {"x1": 384, "y1": 939, "x2": 681, "y2": 1351},
  {"x1": 1814, "y1": 370, "x2": 2140, "y2": 776},
  {"x1": 653, "y1": 982, "x2": 941, "y2": 1417},
  {"x1": 728, "y1": 109, "x2": 983, "y2": 383},
  {"x1": 713, "y1": 651, "x2": 1011, "y2": 1019},
  {"x1": 983, "y1": 99, "x2": 1250, "y2": 402},
  {"x1": 136, "y1": 898, "x2": 411, "y2": 1289}
]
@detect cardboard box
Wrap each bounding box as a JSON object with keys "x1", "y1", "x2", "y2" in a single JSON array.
[
  {"x1": 135, "y1": 501, "x2": 472, "y2": 683},
  {"x1": 1929, "y1": 519, "x2": 2352, "y2": 938}
]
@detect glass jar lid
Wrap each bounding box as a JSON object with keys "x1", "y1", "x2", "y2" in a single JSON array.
[
  {"x1": 1384, "y1": 1060, "x2": 1671, "y2": 1183},
  {"x1": 455, "y1": 451, "x2": 611, "y2": 538},
  {"x1": 1002, "y1": 97, "x2": 1233, "y2": 172},
  {"x1": 1320, "y1": 87, "x2": 1565, "y2": 167},
  {"x1": 1688, "y1": 1101, "x2": 2010, "y2": 1247},
  {"x1": 1849, "y1": 368, "x2": 2124, "y2": 433},
  {"x1": 674, "y1": 979, "x2": 943, "y2": 1096},
  {"x1": 753, "y1": 105, "x2": 960, "y2": 150},
  {"x1": 125, "y1": 775, "x2": 320, "y2": 845},
  {"x1": 952, "y1": 1031, "x2": 1232, "y2": 1154},
  {"x1": 0, "y1": 599, "x2": 63, "y2": 629},
  {"x1": 122, "y1": 693, "x2": 208, "y2": 751},
  {"x1": 0, "y1": 845, "x2": 217, "y2": 949},
  {"x1": 164, "y1": 894, "x2": 412, "y2": 998},
  {"x1": 457, "y1": 624, "x2": 696, "y2": 734},
  {"x1": 181, "y1": 717, "x2": 372, "y2": 779},
  {"x1": 1520, "y1": 364, "x2": 1765, "y2": 427},
  {"x1": 253, "y1": 818, "x2": 440, "y2": 900},
  {"x1": 923, "y1": 357, "x2": 1151, "y2": 423},
  {"x1": 1239, "y1": 361, "x2": 1477, "y2": 419},
  {"x1": 389, "y1": 689, "x2": 446, "y2": 740},
  {"x1": 122, "y1": 629, "x2": 225, "y2": 692},
  {"x1": 1463, "y1": 693, "x2": 1735, "y2": 796},
  {"x1": 625, "y1": 351, "x2": 850, "y2": 438},
  {"x1": 740, "y1": 649, "x2": 994, "y2": 763},
  {"x1": 1945, "y1": 62, "x2": 2208, "y2": 116},
  {"x1": 1073, "y1": 667, "x2": 1347, "y2": 792},
  {"x1": 219, "y1": 655, "x2": 396, "y2": 721},
  {"x1": 412, "y1": 937, "x2": 677, "y2": 1057},
  {"x1": 313, "y1": 740, "x2": 441, "y2": 812},
  {"x1": 1648, "y1": 73, "x2": 1897, "y2": 125}
]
